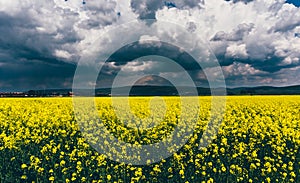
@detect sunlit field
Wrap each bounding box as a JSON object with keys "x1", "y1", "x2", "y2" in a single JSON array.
[{"x1": 0, "y1": 96, "x2": 299, "y2": 182}]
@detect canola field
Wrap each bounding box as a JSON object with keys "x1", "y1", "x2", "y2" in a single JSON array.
[{"x1": 0, "y1": 96, "x2": 299, "y2": 183}]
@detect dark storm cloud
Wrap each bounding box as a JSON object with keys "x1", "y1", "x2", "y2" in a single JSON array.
[
  {"x1": 0, "y1": 10, "x2": 81, "y2": 64},
  {"x1": 0, "y1": 0, "x2": 118, "y2": 91},
  {"x1": 0, "y1": 61, "x2": 75, "y2": 91},
  {"x1": 0, "y1": 9, "x2": 80, "y2": 91},
  {"x1": 105, "y1": 41, "x2": 201, "y2": 71},
  {"x1": 94, "y1": 41, "x2": 204, "y2": 87}
]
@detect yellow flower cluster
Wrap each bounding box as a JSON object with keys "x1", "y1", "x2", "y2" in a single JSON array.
[{"x1": 0, "y1": 96, "x2": 299, "y2": 182}]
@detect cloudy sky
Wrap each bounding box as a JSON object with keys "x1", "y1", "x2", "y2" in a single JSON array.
[{"x1": 0, "y1": 0, "x2": 300, "y2": 91}]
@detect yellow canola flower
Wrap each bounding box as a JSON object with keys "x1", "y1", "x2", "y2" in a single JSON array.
[
  {"x1": 21, "y1": 164, "x2": 27, "y2": 169},
  {"x1": 0, "y1": 96, "x2": 299, "y2": 182}
]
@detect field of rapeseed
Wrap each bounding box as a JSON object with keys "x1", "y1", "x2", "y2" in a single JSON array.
[{"x1": 0, "y1": 96, "x2": 299, "y2": 182}]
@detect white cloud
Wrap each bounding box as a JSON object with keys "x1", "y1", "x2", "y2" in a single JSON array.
[
  {"x1": 54, "y1": 50, "x2": 72, "y2": 59},
  {"x1": 272, "y1": 3, "x2": 300, "y2": 32},
  {"x1": 121, "y1": 61, "x2": 154, "y2": 73},
  {"x1": 139, "y1": 35, "x2": 161, "y2": 46},
  {"x1": 225, "y1": 44, "x2": 248, "y2": 59},
  {"x1": 155, "y1": 0, "x2": 300, "y2": 72},
  {"x1": 222, "y1": 62, "x2": 265, "y2": 77}
]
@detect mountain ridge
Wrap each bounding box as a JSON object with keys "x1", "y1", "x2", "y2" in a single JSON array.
[{"x1": 4, "y1": 85, "x2": 298, "y2": 97}]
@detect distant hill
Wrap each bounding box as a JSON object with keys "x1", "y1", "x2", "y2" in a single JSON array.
[
  {"x1": 2, "y1": 85, "x2": 300, "y2": 97},
  {"x1": 15, "y1": 85, "x2": 300, "y2": 97},
  {"x1": 105, "y1": 85, "x2": 211, "y2": 96},
  {"x1": 226, "y1": 85, "x2": 300, "y2": 95},
  {"x1": 98, "y1": 85, "x2": 300, "y2": 96}
]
